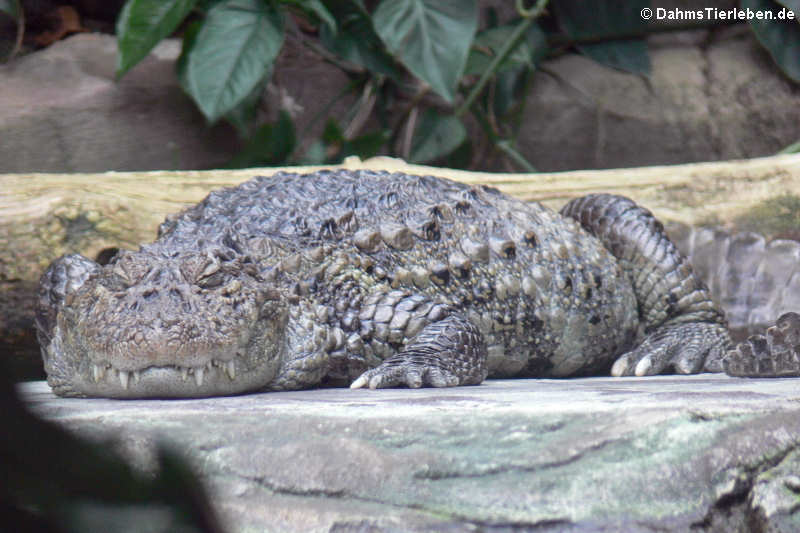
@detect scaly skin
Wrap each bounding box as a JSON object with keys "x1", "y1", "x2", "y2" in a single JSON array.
[
  {"x1": 724, "y1": 312, "x2": 800, "y2": 377},
  {"x1": 37, "y1": 170, "x2": 732, "y2": 398}
]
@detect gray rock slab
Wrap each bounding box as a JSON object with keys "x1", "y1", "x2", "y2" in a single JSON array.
[
  {"x1": 18, "y1": 375, "x2": 800, "y2": 532},
  {"x1": 518, "y1": 31, "x2": 800, "y2": 171},
  {"x1": 0, "y1": 34, "x2": 239, "y2": 173}
]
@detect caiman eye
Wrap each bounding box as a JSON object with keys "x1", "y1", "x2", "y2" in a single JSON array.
[{"x1": 111, "y1": 252, "x2": 150, "y2": 285}]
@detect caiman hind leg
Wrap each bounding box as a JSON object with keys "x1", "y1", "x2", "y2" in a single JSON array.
[
  {"x1": 561, "y1": 194, "x2": 730, "y2": 376},
  {"x1": 350, "y1": 291, "x2": 488, "y2": 389}
]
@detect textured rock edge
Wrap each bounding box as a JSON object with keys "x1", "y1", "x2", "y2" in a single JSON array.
[{"x1": 18, "y1": 376, "x2": 800, "y2": 532}]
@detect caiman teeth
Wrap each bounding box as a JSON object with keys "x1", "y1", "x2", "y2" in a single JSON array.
[
  {"x1": 119, "y1": 370, "x2": 130, "y2": 390},
  {"x1": 94, "y1": 358, "x2": 239, "y2": 388}
]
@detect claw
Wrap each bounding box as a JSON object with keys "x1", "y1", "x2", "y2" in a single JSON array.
[
  {"x1": 225, "y1": 360, "x2": 236, "y2": 380},
  {"x1": 634, "y1": 356, "x2": 653, "y2": 376},
  {"x1": 92, "y1": 364, "x2": 105, "y2": 382},
  {"x1": 350, "y1": 375, "x2": 368, "y2": 389},
  {"x1": 118, "y1": 370, "x2": 130, "y2": 390},
  {"x1": 611, "y1": 355, "x2": 629, "y2": 377}
]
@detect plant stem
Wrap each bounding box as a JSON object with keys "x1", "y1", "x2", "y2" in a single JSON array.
[
  {"x1": 471, "y1": 106, "x2": 537, "y2": 172},
  {"x1": 455, "y1": 0, "x2": 549, "y2": 118},
  {"x1": 496, "y1": 140, "x2": 537, "y2": 172}
]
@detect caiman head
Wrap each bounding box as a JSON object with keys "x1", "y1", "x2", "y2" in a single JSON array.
[{"x1": 37, "y1": 248, "x2": 288, "y2": 398}]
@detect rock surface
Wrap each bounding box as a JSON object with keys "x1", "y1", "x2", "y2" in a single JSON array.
[
  {"x1": 519, "y1": 30, "x2": 800, "y2": 171},
  {"x1": 19, "y1": 376, "x2": 800, "y2": 532},
  {"x1": 2, "y1": 27, "x2": 799, "y2": 173},
  {"x1": 0, "y1": 34, "x2": 240, "y2": 172}
]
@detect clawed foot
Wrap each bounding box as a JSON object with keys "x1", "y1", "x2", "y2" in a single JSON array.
[
  {"x1": 350, "y1": 358, "x2": 461, "y2": 389},
  {"x1": 611, "y1": 322, "x2": 730, "y2": 376},
  {"x1": 351, "y1": 313, "x2": 487, "y2": 389},
  {"x1": 724, "y1": 312, "x2": 800, "y2": 377}
]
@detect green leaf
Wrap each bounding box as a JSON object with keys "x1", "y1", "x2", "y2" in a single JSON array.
[
  {"x1": 493, "y1": 66, "x2": 529, "y2": 117},
  {"x1": 226, "y1": 111, "x2": 295, "y2": 167},
  {"x1": 442, "y1": 137, "x2": 472, "y2": 169},
  {"x1": 318, "y1": 120, "x2": 389, "y2": 162},
  {"x1": 116, "y1": 0, "x2": 197, "y2": 78},
  {"x1": 197, "y1": 0, "x2": 226, "y2": 11},
  {"x1": 176, "y1": 19, "x2": 202, "y2": 79},
  {"x1": 343, "y1": 130, "x2": 390, "y2": 159},
  {"x1": 577, "y1": 40, "x2": 650, "y2": 75},
  {"x1": 289, "y1": 0, "x2": 336, "y2": 33},
  {"x1": 180, "y1": 0, "x2": 284, "y2": 123},
  {"x1": 299, "y1": 140, "x2": 327, "y2": 164},
  {"x1": 553, "y1": 0, "x2": 651, "y2": 75},
  {"x1": 224, "y1": 79, "x2": 266, "y2": 138},
  {"x1": 0, "y1": 0, "x2": 19, "y2": 19},
  {"x1": 465, "y1": 21, "x2": 547, "y2": 76},
  {"x1": 743, "y1": 0, "x2": 800, "y2": 83},
  {"x1": 322, "y1": 119, "x2": 345, "y2": 145},
  {"x1": 373, "y1": 0, "x2": 478, "y2": 102},
  {"x1": 409, "y1": 110, "x2": 466, "y2": 163},
  {"x1": 319, "y1": 0, "x2": 398, "y2": 77}
]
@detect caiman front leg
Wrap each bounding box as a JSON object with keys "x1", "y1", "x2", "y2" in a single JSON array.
[
  {"x1": 349, "y1": 291, "x2": 488, "y2": 390},
  {"x1": 351, "y1": 314, "x2": 487, "y2": 389}
]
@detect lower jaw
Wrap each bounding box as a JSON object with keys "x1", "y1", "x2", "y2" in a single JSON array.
[{"x1": 62, "y1": 359, "x2": 271, "y2": 399}]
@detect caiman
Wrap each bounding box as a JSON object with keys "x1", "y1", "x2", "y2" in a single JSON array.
[{"x1": 35, "y1": 169, "x2": 798, "y2": 398}]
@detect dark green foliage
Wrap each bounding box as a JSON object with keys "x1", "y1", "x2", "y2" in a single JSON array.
[
  {"x1": 0, "y1": 0, "x2": 22, "y2": 62},
  {"x1": 372, "y1": 0, "x2": 477, "y2": 103},
  {"x1": 107, "y1": 0, "x2": 800, "y2": 169},
  {"x1": 319, "y1": 120, "x2": 391, "y2": 163},
  {"x1": 226, "y1": 110, "x2": 295, "y2": 167},
  {"x1": 742, "y1": 0, "x2": 800, "y2": 83},
  {"x1": 409, "y1": 110, "x2": 466, "y2": 164},
  {"x1": 319, "y1": 0, "x2": 399, "y2": 78},
  {"x1": 553, "y1": 0, "x2": 651, "y2": 75},
  {"x1": 0, "y1": 0, "x2": 19, "y2": 18},
  {"x1": 179, "y1": 0, "x2": 285, "y2": 123},
  {"x1": 116, "y1": 0, "x2": 198, "y2": 78},
  {"x1": 465, "y1": 22, "x2": 547, "y2": 76}
]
